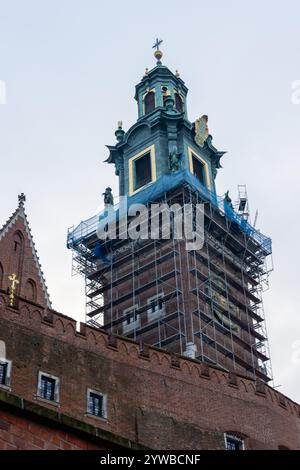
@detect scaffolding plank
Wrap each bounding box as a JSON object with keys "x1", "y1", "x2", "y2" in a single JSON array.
[{"x1": 88, "y1": 250, "x2": 177, "y2": 298}]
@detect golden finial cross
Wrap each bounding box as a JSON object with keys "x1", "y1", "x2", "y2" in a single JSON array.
[{"x1": 8, "y1": 273, "x2": 19, "y2": 306}]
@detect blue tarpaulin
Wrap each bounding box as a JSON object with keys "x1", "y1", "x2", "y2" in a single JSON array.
[{"x1": 67, "y1": 169, "x2": 272, "y2": 255}]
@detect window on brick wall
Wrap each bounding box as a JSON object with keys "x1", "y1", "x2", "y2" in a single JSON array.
[
  {"x1": 25, "y1": 279, "x2": 37, "y2": 302},
  {"x1": 37, "y1": 372, "x2": 60, "y2": 403},
  {"x1": 147, "y1": 292, "x2": 165, "y2": 322},
  {"x1": 123, "y1": 304, "x2": 140, "y2": 334},
  {"x1": 224, "y1": 433, "x2": 245, "y2": 450},
  {"x1": 0, "y1": 359, "x2": 12, "y2": 388},
  {"x1": 87, "y1": 389, "x2": 107, "y2": 419}
]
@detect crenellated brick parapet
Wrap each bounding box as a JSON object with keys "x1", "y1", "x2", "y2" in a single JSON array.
[{"x1": 0, "y1": 294, "x2": 299, "y2": 450}]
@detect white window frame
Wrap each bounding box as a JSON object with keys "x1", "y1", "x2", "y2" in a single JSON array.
[
  {"x1": 87, "y1": 388, "x2": 107, "y2": 420},
  {"x1": 0, "y1": 358, "x2": 12, "y2": 390},
  {"x1": 123, "y1": 304, "x2": 140, "y2": 334},
  {"x1": 224, "y1": 432, "x2": 245, "y2": 450},
  {"x1": 37, "y1": 371, "x2": 60, "y2": 404},
  {"x1": 147, "y1": 292, "x2": 165, "y2": 322}
]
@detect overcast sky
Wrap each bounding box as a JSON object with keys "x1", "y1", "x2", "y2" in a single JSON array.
[{"x1": 0, "y1": 0, "x2": 299, "y2": 402}]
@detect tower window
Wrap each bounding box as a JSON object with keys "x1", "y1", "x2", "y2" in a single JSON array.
[
  {"x1": 144, "y1": 91, "x2": 155, "y2": 115},
  {"x1": 192, "y1": 154, "x2": 206, "y2": 186},
  {"x1": 129, "y1": 145, "x2": 157, "y2": 195},
  {"x1": 147, "y1": 293, "x2": 165, "y2": 321},
  {"x1": 0, "y1": 359, "x2": 11, "y2": 388},
  {"x1": 134, "y1": 152, "x2": 152, "y2": 191},
  {"x1": 37, "y1": 372, "x2": 59, "y2": 403},
  {"x1": 87, "y1": 389, "x2": 107, "y2": 419},
  {"x1": 162, "y1": 86, "x2": 169, "y2": 107},
  {"x1": 175, "y1": 93, "x2": 183, "y2": 112},
  {"x1": 224, "y1": 433, "x2": 245, "y2": 450},
  {"x1": 123, "y1": 305, "x2": 140, "y2": 333}
]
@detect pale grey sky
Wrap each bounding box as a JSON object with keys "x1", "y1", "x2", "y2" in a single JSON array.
[{"x1": 0, "y1": 0, "x2": 299, "y2": 402}]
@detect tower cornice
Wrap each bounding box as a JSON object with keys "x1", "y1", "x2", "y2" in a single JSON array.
[{"x1": 135, "y1": 65, "x2": 188, "y2": 101}]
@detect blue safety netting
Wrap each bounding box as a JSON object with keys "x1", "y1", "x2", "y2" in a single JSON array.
[{"x1": 67, "y1": 169, "x2": 272, "y2": 255}]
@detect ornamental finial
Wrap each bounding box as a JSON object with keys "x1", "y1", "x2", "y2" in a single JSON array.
[
  {"x1": 152, "y1": 38, "x2": 163, "y2": 64},
  {"x1": 18, "y1": 193, "x2": 26, "y2": 206}
]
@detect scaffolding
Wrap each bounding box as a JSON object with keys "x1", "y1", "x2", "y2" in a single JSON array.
[{"x1": 67, "y1": 171, "x2": 273, "y2": 383}]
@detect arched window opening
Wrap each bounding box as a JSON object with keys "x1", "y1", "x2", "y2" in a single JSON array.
[
  {"x1": 175, "y1": 93, "x2": 183, "y2": 112},
  {"x1": 144, "y1": 91, "x2": 155, "y2": 115},
  {"x1": 13, "y1": 232, "x2": 23, "y2": 254},
  {"x1": 25, "y1": 279, "x2": 37, "y2": 302}
]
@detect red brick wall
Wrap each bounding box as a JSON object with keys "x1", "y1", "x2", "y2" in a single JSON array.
[
  {"x1": 0, "y1": 409, "x2": 107, "y2": 450},
  {"x1": 0, "y1": 207, "x2": 299, "y2": 450},
  {"x1": 0, "y1": 301, "x2": 299, "y2": 450},
  {"x1": 0, "y1": 210, "x2": 49, "y2": 309}
]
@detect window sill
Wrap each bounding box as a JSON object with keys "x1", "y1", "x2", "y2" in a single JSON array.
[
  {"x1": 123, "y1": 322, "x2": 141, "y2": 334},
  {"x1": 147, "y1": 310, "x2": 164, "y2": 322},
  {"x1": 85, "y1": 413, "x2": 108, "y2": 423},
  {"x1": 34, "y1": 395, "x2": 60, "y2": 407},
  {"x1": 0, "y1": 384, "x2": 11, "y2": 392},
  {"x1": 130, "y1": 180, "x2": 154, "y2": 196}
]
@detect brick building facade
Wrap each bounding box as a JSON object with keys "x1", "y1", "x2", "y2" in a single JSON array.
[
  {"x1": 0, "y1": 200, "x2": 300, "y2": 450},
  {"x1": 1, "y1": 48, "x2": 300, "y2": 451}
]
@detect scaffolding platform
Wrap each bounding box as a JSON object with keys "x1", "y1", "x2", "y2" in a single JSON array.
[{"x1": 67, "y1": 170, "x2": 273, "y2": 383}]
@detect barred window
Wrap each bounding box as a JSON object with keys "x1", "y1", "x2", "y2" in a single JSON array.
[
  {"x1": 225, "y1": 433, "x2": 244, "y2": 450},
  {"x1": 0, "y1": 362, "x2": 8, "y2": 385},
  {"x1": 0, "y1": 359, "x2": 11, "y2": 388},
  {"x1": 37, "y1": 372, "x2": 59, "y2": 403},
  {"x1": 87, "y1": 389, "x2": 107, "y2": 419}
]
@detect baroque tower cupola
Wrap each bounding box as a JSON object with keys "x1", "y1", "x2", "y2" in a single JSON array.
[{"x1": 106, "y1": 40, "x2": 225, "y2": 198}]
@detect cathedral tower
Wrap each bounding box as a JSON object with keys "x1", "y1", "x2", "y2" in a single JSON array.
[{"x1": 68, "y1": 43, "x2": 273, "y2": 383}]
